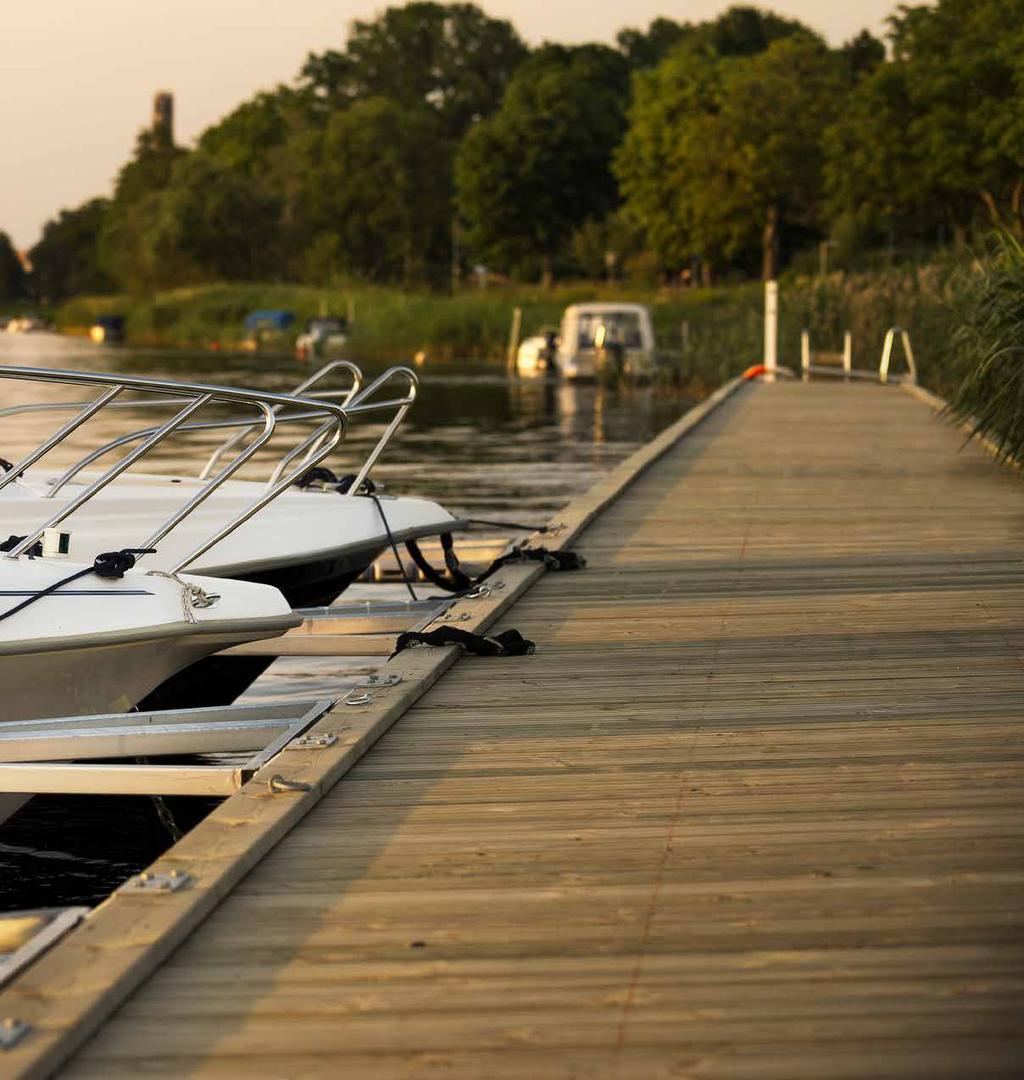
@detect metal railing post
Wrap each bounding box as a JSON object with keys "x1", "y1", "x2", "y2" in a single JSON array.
[
  {"x1": 800, "y1": 330, "x2": 810, "y2": 379},
  {"x1": 843, "y1": 331, "x2": 853, "y2": 375}
]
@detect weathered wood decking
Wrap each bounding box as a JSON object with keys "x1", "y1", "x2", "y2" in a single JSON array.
[{"x1": 10, "y1": 379, "x2": 1024, "y2": 1077}]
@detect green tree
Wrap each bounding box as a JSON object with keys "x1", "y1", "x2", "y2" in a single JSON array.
[
  {"x1": 616, "y1": 7, "x2": 810, "y2": 71},
  {"x1": 617, "y1": 18, "x2": 689, "y2": 69},
  {"x1": 455, "y1": 45, "x2": 631, "y2": 282},
  {"x1": 617, "y1": 35, "x2": 842, "y2": 279},
  {"x1": 296, "y1": 98, "x2": 451, "y2": 282},
  {"x1": 702, "y1": 5, "x2": 812, "y2": 57},
  {"x1": 99, "y1": 125, "x2": 186, "y2": 290},
  {"x1": 149, "y1": 156, "x2": 283, "y2": 284},
  {"x1": 28, "y1": 198, "x2": 113, "y2": 300},
  {"x1": 823, "y1": 64, "x2": 929, "y2": 247},
  {"x1": 840, "y1": 29, "x2": 885, "y2": 83},
  {"x1": 891, "y1": 0, "x2": 1024, "y2": 236},
  {"x1": 301, "y1": 3, "x2": 527, "y2": 139},
  {"x1": 0, "y1": 232, "x2": 25, "y2": 302},
  {"x1": 824, "y1": 0, "x2": 1024, "y2": 248}
]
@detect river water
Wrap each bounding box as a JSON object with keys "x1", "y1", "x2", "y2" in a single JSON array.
[{"x1": 0, "y1": 331, "x2": 695, "y2": 911}]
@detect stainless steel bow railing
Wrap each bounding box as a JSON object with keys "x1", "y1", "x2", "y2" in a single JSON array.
[
  {"x1": 0, "y1": 367, "x2": 349, "y2": 572},
  {"x1": 267, "y1": 366, "x2": 418, "y2": 490},
  {"x1": 0, "y1": 360, "x2": 364, "y2": 497}
]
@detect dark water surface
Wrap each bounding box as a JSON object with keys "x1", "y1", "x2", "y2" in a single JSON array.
[{"x1": 0, "y1": 332, "x2": 696, "y2": 911}]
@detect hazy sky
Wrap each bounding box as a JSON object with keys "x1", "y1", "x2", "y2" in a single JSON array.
[{"x1": 1, "y1": 1, "x2": 899, "y2": 249}]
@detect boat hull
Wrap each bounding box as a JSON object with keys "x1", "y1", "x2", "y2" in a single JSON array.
[{"x1": 0, "y1": 623, "x2": 293, "y2": 724}]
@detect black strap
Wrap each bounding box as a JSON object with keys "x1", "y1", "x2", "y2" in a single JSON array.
[
  {"x1": 477, "y1": 546, "x2": 586, "y2": 583},
  {"x1": 405, "y1": 534, "x2": 472, "y2": 593},
  {"x1": 391, "y1": 625, "x2": 535, "y2": 658},
  {"x1": 405, "y1": 537, "x2": 586, "y2": 594},
  {"x1": 0, "y1": 547, "x2": 156, "y2": 623}
]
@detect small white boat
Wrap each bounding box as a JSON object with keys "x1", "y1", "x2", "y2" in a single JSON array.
[
  {"x1": 0, "y1": 555, "x2": 298, "y2": 724},
  {"x1": 517, "y1": 303, "x2": 659, "y2": 380},
  {"x1": 0, "y1": 475, "x2": 461, "y2": 609},
  {"x1": 0, "y1": 363, "x2": 461, "y2": 709},
  {"x1": 295, "y1": 316, "x2": 349, "y2": 361}
]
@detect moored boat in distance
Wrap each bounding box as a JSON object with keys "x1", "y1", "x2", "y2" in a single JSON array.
[{"x1": 517, "y1": 302, "x2": 660, "y2": 380}]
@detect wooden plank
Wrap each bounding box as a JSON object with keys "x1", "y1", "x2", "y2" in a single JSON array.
[{"x1": 0, "y1": 379, "x2": 750, "y2": 1079}]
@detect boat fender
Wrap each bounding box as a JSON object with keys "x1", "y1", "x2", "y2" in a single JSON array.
[{"x1": 391, "y1": 625, "x2": 535, "y2": 659}]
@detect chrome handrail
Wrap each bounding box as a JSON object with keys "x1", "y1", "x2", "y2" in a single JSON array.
[
  {"x1": 0, "y1": 366, "x2": 347, "y2": 568},
  {"x1": 199, "y1": 360, "x2": 362, "y2": 480},
  {"x1": 267, "y1": 366, "x2": 419, "y2": 489},
  {"x1": 0, "y1": 360, "x2": 364, "y2": 495},
  {"x1": 345, "y1": 366, "x2": 418, "y2": 494},
  {"x1": 46, "y1": 404, "x2": 337, "y2": 498}
]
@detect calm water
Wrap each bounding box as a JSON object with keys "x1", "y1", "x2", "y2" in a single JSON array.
[{"x1": 0, "y1": 331, "x2": 695, "y2": 911}]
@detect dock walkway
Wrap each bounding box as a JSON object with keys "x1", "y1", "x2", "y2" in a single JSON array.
[{"x1": 12, "y1": 380, "x2": 1024, "y2": 1077}]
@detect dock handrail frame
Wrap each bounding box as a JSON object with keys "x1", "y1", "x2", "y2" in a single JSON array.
[{"x1": 799, "y1": 327, "x2": 917, "y2": 385}]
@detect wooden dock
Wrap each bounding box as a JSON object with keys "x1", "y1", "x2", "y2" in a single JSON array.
[{"x1": 4, "y1": 378, "x2": 1024, "y2": 1078}]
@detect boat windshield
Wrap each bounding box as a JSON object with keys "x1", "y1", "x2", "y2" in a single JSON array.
[{"x1": 576, "y1": 312, "x2": 645, "y2": 350}]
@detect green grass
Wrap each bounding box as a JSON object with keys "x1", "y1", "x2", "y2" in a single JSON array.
[
  {"x1": 54, "y1": 268, "x2": 961, "y2": 394},
  {"x1": 946, "y1": 234, "x2": 1024, "y2": 462}
]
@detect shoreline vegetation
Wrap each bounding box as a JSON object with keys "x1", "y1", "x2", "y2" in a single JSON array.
[{"x1": 52, "y1": 262, "x2": 961, "y2": 394}]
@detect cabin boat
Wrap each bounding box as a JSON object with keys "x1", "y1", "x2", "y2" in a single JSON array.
[
  {"x1": 295, "y1": 316, "x2": 349, "y2": 361},
  {"x1": 518, "y1": 303, "x2": 659, "y2": 380}
]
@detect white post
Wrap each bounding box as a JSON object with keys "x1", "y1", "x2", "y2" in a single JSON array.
[
  {"x1": 763, "y1": 280, "x2": 778, "y2": 381},
  {"x1": 800, "y1": 330, "x2": 810, "y2": 377},
  {"x1": 506, "y1": 306, "x2": 522, "y2": 373},
  {"x1": 843, "y1": 331, "x2": 852, "y2": 374}
]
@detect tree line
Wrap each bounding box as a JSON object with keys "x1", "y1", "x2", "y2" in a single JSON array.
[{"x1": 6, "y1": 0, "x2": 1022, "y2": 303}]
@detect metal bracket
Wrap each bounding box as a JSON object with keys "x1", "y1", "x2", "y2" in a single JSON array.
[
  {"x1": 0, "y1": 1017, "x2": 30, "y2": 1051},
  {"x1": 442, "y1": 612, "x2": 471, "y2": 623},
  {"x1": 359, "y1": 673, "x2": 402, "y2": 688},
  {"x1": 268, "y1": 774, "x2": 312, "y2": 794},
  {"x1": 290, "y1": 733, "x2": 338, "y2": 750},
  {"x1": 123, "y1": 869, "x2": 194, "y2": 894}
]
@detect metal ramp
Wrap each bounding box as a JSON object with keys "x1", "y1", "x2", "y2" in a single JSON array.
[{"x1": 0, "y1": 698, "x2": 335, "y2": 798}]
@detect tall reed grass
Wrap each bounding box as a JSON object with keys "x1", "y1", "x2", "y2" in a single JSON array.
[{"x1": 946, "y1": 235, "x2": 1024, "y2": 463}]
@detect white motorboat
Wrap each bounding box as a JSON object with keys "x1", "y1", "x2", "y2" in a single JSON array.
[
  {"x1": 0, "y1": 554, "x2": 298, "y2": 724},
  {"x1": 0, "y1": 474, "x2": 461, "y2": 608},
  {"x1": 0, "y1": 363, "x2": 461, "y2": 708},
  {"x1": 517, "y1": 303, "x2": 659, "y2": 379}
]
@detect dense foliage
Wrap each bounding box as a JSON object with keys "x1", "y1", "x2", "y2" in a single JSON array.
[
  {"x1": 947, "y1": 235, "x2": 1024, "y2": 462},
  {"x1": 11, "y1": 0, "x2": 1024, "y2": 300},
  {"x1": 0, "y1": 232, "x2": 26, "y2": 302}
]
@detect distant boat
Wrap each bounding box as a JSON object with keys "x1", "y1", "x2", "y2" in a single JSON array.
[
  {"x1": 295, "y1": 316, "x2": 349, "y2": 361},
  {"x1": 517, "y1": 303, "x2": 660, "y2": 379},
  {"x1": 5, "y1": 316, "x2": 47, "y2": 333},
  {"x1": 243, "y1": 309, "x2": 295, "y2": 351},
  {"x1": 89, "y1": 315, "x2": 125, "y2": 344}
]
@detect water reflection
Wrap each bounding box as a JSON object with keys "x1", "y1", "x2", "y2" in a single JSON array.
[{"x1": 0, "y1": 331, "x2": 696, "y2": 910}]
